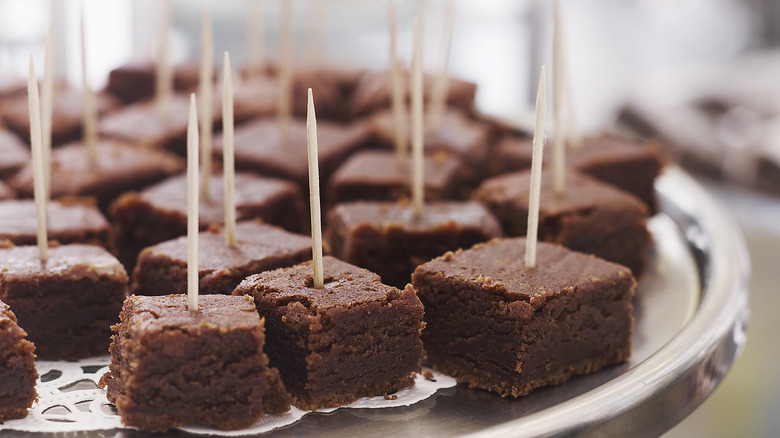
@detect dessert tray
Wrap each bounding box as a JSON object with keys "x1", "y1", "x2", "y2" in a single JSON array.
[{"x1": 0, "y1": 167, "x2": 750, "y2": 438}]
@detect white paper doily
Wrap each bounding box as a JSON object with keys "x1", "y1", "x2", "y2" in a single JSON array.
[{"x1": 0, "y1": 356, "x2": 456, "y2": 435}]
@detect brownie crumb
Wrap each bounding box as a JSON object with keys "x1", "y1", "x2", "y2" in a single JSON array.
[
  {"x1": 423, "y1": 370, "x2": 435, "y2": 381},
  {"x1": 383, "y1": 393, "x2": 398, "y2": 401}
]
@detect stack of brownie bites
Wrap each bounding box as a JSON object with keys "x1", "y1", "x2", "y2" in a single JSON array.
[{"x1": 0, "y1": 16, "x2": 669, "y2": 436}]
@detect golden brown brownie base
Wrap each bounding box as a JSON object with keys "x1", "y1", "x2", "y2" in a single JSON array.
[
  {"x1": 413, "y1": 238, "x2": 634, "y2": 397},
  {"x1": 100, "y1": 294, "x2": 290, "y2": 432},
  {"x1": 234, "y1": 256, "x2": 424, "y2": 410},
  {"x1": 0, "y1": 299, "x2": 37, "y2": 422}
]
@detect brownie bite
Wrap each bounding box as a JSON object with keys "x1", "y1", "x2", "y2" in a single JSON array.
[
  {"x1": 99, "y1": 294, "x2": 290, "y2": 432},
  {"x1": 473, "y1": 170, "x2": 650, "y2": 276},
  {"x1": 0, "y1": 199, "x2": 112, "y2": 250},
  {"x1": 8, "y1": 140, "x2": 184, "y2": 209},
  {"x1": 133, "y1": 220, "x2": 312, "y2": 296},
  {"x1": 213, "y1": 118, "x2": 371, "y2": 193},
  {"x1": 111, "y1": 172, "x2": 305, "y2": 269},
  {"x1": 100, "y1": 93, "x2": 221, "y2": 154},
  {"x1": 0, "y1": 127, "x2": 30, "y2": 179},
  {"x1": 0, "y1": 244, "x2": 128, "y2": 360},
  {"x1": 326, "y1": 201, "x2": 503, "y2": 288},
  {"x1": 226, "y1": 77, "x2": 279, "y2": 124},
  {"x1": 106, "y1": 60, "x2": 202, "y2": 103},
  {"x1": 233, "y1": 256, "x2": 424, "y2": 409},
  {"x1": 328, "y1": 149, "x2": 466, "y2": 205},
  {"x1": 0, "y1": 299, "x2": 37, "y2": 422},
  {"x1": 486, "y1": 134, "x2": 666, "y2": 211},
  {"x1": 1, "y1": 88, "x2": 120, "y2": 147},
  {"x1": 413, "y1": 238, "x2": 635, "y2": 397}
]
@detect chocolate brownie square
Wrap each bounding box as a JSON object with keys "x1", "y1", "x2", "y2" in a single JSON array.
[
  {"x1": 111, "y1": 172, "x2": 306, "y2": 269},
  {"x1": 1, "y1": 88, "x2": 120, "y2": 147},
  {"x1": 132, "y1": 220, "x2": 312, "y2": 296},
  {"x1": 106, "y1": 60, "x2": 202, "y2": 103},
  {"x1": 326, "y1": 201, "x2": 503, "y2": 288},
  {"x1": 0, "y1": 299, "x2": 37, "y2": 422},
  {"x1": 473, "y1": 170, "x2": 650, "y2": 276},
  {"x1": 8, "y1": 140, "x2": 184, "y2": 209},
  {"x1": 0, "y1": 244, "x2": 128, "y2": 360},
  {"x1": 212, "y1": 118, "x2": 371, "y2": 193},
  {"x1": 233, "y1": 256, "x2": 424, "y2": 409},
  {"x1": 0, "y1": 127, "x2": 29, "y2": 179},
  {"x1": 0, "y1": 199, "x2": 112, "y2": 250},
  {"x1": 413, "y1": 238, "x2": 635, "y2": 397},
  {"x1": 99, "y1": 294, "x2": 290, "y2": 432},
  {"x1": 328, "y1": 149, "x2": 466, "y2": 205}
]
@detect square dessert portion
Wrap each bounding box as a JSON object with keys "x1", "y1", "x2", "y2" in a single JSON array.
[
  {"x1": 0, "y1": 244, "x2": 128, "y2": 360},
  {"x1": 0, "y1": 199, "x2": 112, "y2": 251},
  {"x1": 8, "y1": 140, "x2": 184, "y2": 209},
  {"x1": 413, "y1": 238, "x2": 635, "y2": 397},
  {"x1": 328, "y1": 149, "x2": 467, "y2": 205},
  {"x1": 212, "y1": 118, "x2": 371, "y2": 193},
  {"x1": 326, "y1": 201, "x2": 503, "y2": 288},
  {"x1": 111, "y1": 171, "x2": 305, "y2": 269},
  {"x1": 99, "y1": 294, "x2": 290, "y2": 432},
  {"x1": 106, "y1": 60, "x2": 202, "y2": 103},
  {"x1": 0, "y1": 299, "x2": 37, "y2": 422},
  {"x1": 132, "y1": 220, "x2": 312, "y2": 296},
  {"x1": 0, "y1": 127, "x2": 30, "y2": 179},
  {"x1": 233, "y1": 256, "x2": 424, "y2": 409},
  {"x1": 473, "y1": 170, "x2": 650, "y2": 276}
]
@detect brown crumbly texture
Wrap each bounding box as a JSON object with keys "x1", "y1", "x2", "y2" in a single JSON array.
[
  {"x1": 0, "y1": 127, "x2": 29, "y2": 179},
  {"x1": 213, "y1": 118, "x2": 371, "y2": 193},
  {"x1": 325, "y1": 201, "x2": 503, "y2": 288},
  {"x1": 413, "y1": 238, "x2": 635, "y2": 397},
  {"x1": 233, "y1": 256, "x2": 424, "y2": 410},
  {"x1": 99, "y1": 294, "x2": 290, "y2": 432},
  {"x1": 2, "y1": 88, "x2": 119, "y2": 147},
  {"x1": 8, "y1": 141, "x2": 184, "y2": 209},
  {"x1": 0, "y1": 244, "x2": 128, "y2": 360},
  {"x1": 100, "y1": 93, "x2": 221, "y2": 154},
  {"x1": 473, "y1": 170, "x2": 650, "y2": 276},
  {"x1": 349, "y1": 70, "x2": 476, "y2": 119},
  {"x1": 106, "y1": 60, "x2": 202, "y2": 103},
  {"x1": 367, "y1": 108, "x2": 490, "y2": 179},
  {"x1": 0, "y1": 199, "x2": 112, "y2": 251},
  {"x1": 328, "y1": 150, "x2": 467, "y2": 205},
  {"x1": 0, "y1": 299, "x2": 37, "y2": 422},
  {"x1": 111, "y1": 172, "x2": 305, "y2": 270},
  {"x1": 133, "y1": 220, "x2": 312, "y2": 295},
  {"x1": 485, "y1": 134, "x2": 666, "y2": 211}
]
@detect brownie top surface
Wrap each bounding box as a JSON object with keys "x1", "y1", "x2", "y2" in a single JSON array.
[
  {"x1": 0, "y1": 128, "x2": 30, "y2": 172},
  {"x1": 328, "y1": 200, "x2": 504, "y2": 235},
  {"x1": 123, "y1": 294, "x2": 261, "y2": 333},
  {"x1": 137, "y1": 172, "x2": 297, "y2": 224},
  {"x1": 237, "y1": 256, "x2": 400, "y2": 308},
  {"x1": 350, "y1": 70, "x2": 476, "y2": 114},
  {"x1": 0, "y1": 244, "x2": 127, "y2": 280},
  {"x1": 415, "y1": 237, "x2": 633, "y2": 301},
  {"x1": 143, "y1": 221, "x2": 310, "y2": 270},
  {"x1": 213, "y1": 118, "x2": 370, "y2": 179},
  {"x1": 331, "y1": 150, "x2": 461, "y2": 186},
  {"x1": 9, "y1": 141, "x2": 184, "y2": 195},
  {"x1": 0, "y1": 199, "x2": 109, "y2": 237},
  {"x1": 475, "y1": 170, "x2": 648, "y2": 215},
  {"x1": 4, "y1": 88, "x2": 119, "y2": 130}
]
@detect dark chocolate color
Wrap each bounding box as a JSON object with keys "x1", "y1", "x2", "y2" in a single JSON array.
[
  {"x1": 106, "y1": 60, "x2": 202, "y2": 103},
  {"x1": 0, "y1": 299, "x2": 37, "y2": 422}
]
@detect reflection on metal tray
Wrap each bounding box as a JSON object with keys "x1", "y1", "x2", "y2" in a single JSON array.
[{"x1": 10, "y1": 167, "x2": 750, "y2": 438}]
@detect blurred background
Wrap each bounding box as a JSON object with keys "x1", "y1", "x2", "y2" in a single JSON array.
[{"x1": 1, "y1": 0, "x2": 779, "y2": 436}]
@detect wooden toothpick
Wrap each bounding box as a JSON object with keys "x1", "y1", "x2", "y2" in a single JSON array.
[
  {"x1": 42, "y1": 27, "x2": 53, "y2": 201},
  {"x1": 427, "y1": 0, "x2": 454, "y2": 133},
  {"x1": 223, "y1": 52, "x2": 236, "y2": 248},
  {"x1": 552, "y1": 0, "x2": 565, "y2": 195},
  {"x1": 28, "y1": 56, "x2": 48, "y2": 264},
  {"x1": 388, "y1": 0, "x2": 407, "y2": 167},
  {"x1": 199, "y1": 11, "x2": 214, "y2": 200},
  {"x1": 187, "y1": 93, "x2": 200, "y2": 312},
  {"x1": 277, "y1": 0, "x2": 293, "y2": 145},
  {"x1": 244, "y1": 0, "x2": 266, "y2": 80},
  {"x1": 306, "y1": 88, "x2": 324, "y2": 289},
  {"x1": 81, "y1": 5, "x2": 98, "y2": 162},
  {"x1": 155, "y1": 0, "x2": 173, "y2": 114},
  {"x1": 525, "y1": 65, "x2": 546, "y2": 269},
  {"x1": 411, "y1": 18, "x2": 424, "y2": 218}
]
